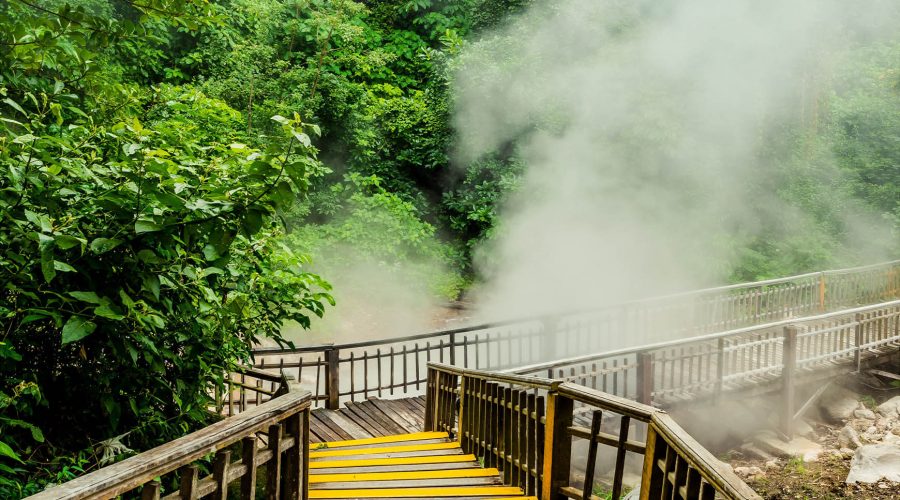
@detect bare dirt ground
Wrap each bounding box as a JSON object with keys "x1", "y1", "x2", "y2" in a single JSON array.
[{"x1": 731, "y1": 453, "x2": 897, "y2": 499}]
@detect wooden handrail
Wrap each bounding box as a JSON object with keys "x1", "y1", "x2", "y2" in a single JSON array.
[
  {"x1": 427, "y1": 362, "x2": 558, "y2": 389},
  {"x1": 425, "y1": 363, "x2": 762, "y2": 499},
  {"x1": 511, "y1": 298, "x2": 900, "y2": 376},
  {"x1": 647, "y1": 413, "x2": 760, "y2": 499},
  {"x1": 29, "y1": 385, "x2": 312, "y2": 500},
  {"x1": 557, "y1": 382, "x2": 660, "y2": 422},
  {"x1": 253, "y1": 259, "x2": 900, "y2": 354}
]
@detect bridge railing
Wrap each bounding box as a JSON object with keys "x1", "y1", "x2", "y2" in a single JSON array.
[
  {"x1": 29, "y1": 380, "x2": 312, "y2": 500},
  {"x1": 512, "y1": 300, "x2": 900, "y2": 436},
  {"x1": 425, "y1": 362, "x2": 760, "y2": 500},
  {"x1": 253, "y1": 259, "x2": 900, "y2": 408}
]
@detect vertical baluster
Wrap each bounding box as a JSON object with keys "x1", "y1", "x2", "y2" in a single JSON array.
[
  {"x1": 349, "y1": 352, "x2": 355, "y2": 402},
  {"x1": 240, "y1": 436, "x2": 258, "y2": 500},
  {"x1": 389, "y1": 347, "x2": 395, "y2": 396},
  {"x1": 141, "y1": 481, "x2": 160, "y2": 500},
  {"x1": 402, "y1": 345, "x2": 408, "y2": 394},
  {"x1": 612, "y1": 415, "x2": 632, "y2": 499},
  {"x1": 582, "y1": 410, "x2": 602, "y2": 500},
  {"x1": 212, "y1": 449, "x2": 231, "y2": 500},
  {"x1": 179, "y1": 464, "x2": 199, "y2": 500},
  {"x1": 266, "y1": 424, "x2": 283, "y2": 499}
]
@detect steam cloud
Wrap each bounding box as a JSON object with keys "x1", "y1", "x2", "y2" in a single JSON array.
[{"x1": 454, "y1": 0, "x2": 900, "y2": 329}]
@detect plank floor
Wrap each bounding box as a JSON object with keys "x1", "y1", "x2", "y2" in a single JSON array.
[
  {"x1": 310, "y1": 396, "x2": 426, "y2": 443},
  {"x1": 308, "y1": 431, "x2": 535, "y2": 499}
]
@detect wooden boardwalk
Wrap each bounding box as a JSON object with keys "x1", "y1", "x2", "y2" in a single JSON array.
[
  {"x1": 310, "y1": 396, "x2": 427, "y2": 443},
  {"x1": 308, "y1": 431, "x2": 535, "y2": 499}
]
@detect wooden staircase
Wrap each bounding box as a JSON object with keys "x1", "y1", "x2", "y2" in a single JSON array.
[{"x1": 308, "y1": 431, "x2": 535, "y2": 499}]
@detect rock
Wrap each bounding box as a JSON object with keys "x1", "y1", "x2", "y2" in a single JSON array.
[
  {"x1": 754, "y1": 431, "x2": 823, "y2": 461},
  {"x1": 854, "y1": 408, "x2": 877, "y2": 420},
  {"x1": 739, "y1": 442, "x2": 775, "y2": 461},
  {"x1": 846, "y1": 443, "x2": 900, "y2": 483},
  {"x1": 734, "y1": 466, "x2": 763, "y2": 478},
  {"x1": 764, "y1": 459, "x2": 780, "y2": 469},
  {"x1": 819, "y1": 386, "x2": 860, "y2": 422},
  {"x1": 839, "y1": 447, "x2": 855, "y2": 458},
  {"x1": 876, "y1": 396, "x2": 900, "y2": 419},
  {"x1": 892, "y1": 425, "x2": 900, "y2": 436},
  {"x1": 839, "y1": 426, "x2": 863, "y2": 449},
  {"x1": 793, "y1": 419, "x2": 816, "y2": 438}
]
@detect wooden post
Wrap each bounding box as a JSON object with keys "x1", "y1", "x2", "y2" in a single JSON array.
[
  {"x1": 457, "y1": 375, "x2": 467, "y2": 448},
  {"x1": 266, "y1": 424, "x2": 282, "y2": 500},
  {"x1": 302, "y1": 409, "x2": 310, "y2": 500},
  {"x1": 818, "y1": 273, "x2": 827, "y2": 312},
  {"x1": 179, "y1": 465, "x2": 199, "y2": 500},
  {"x1": 780, "y1": 325, "x2": 798, "y2": 440},
  {"x1": 140, "y1": 481, "x2": 160, "y2": 500},
  {"x1": 581, "y1": 411, "x2": 602, "y2": 500},
  {"x1": 283, "y1": 414, "x2": 302, "y2": 499},
  {"x1": 715, "y1": 337, "x2": 725, "y2": 401},
  {"x1": 636, "y1": 352, "x2": 653, "y2": 405},
  {"x1": 324, "y1": 348, "x2": 339, "y2": 410},
  {"x1": 240, "y1": 436, "x2": 258, "y2": 500},
  {"x1": 424, "y1": 367, "x2": 435, "y2": 431},
  {"x1": 854, "y1": 313, "x2": 864, "y2": 372},
  {"x1": 449, "y1": 332, "x2": 457, "y2": 365},
  {"x1": 212, "y1": 450, "x2": 231, "y2": 500},
  {"x1": 541, "y1": 387, "x2": 573, "y2": 500}
]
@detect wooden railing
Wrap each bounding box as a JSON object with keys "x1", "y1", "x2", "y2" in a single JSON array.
[
  {"x1": 512, "y1": 300, "x2": 900, "y2": 437},
  {"x1": 253, "y1": 260, "x2": 900, "y2": 408},
  {"x1": 29, "y1": 379, "x2": 312, "y2": 500},
  {"x1": 424, "y1": 363, "x2": 760, "y2": 500},
  {"x1": 216, "y1": 368, "x2": 292, "y2": 416}
]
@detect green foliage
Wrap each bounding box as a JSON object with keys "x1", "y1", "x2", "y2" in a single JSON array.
[{"x1": 0, "y1": 1, "x2": 331, "y2": 493}]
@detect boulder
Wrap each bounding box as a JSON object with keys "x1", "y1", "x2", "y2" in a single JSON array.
[
  {"x1": 853, "y1": 408, "x2": 877, "y2": 420},
  {"x1": 875, "y1": 396, "x2": 900, "y2": 419},
  {"x1": 838, "y1": 426, "x2": 862, "y2": 449},
  {"x1": 846, "y1": 443, "x2": 900, "y2": 483},
  {"x1": 754, "y1": 431, "x2": 822, "y2": 461},
  {"x1": 734, "y1": 466, "x2": 763, "y2": 479},
  {"x1": 819, "y1": 386, "x2": 860, "y2": 422}
]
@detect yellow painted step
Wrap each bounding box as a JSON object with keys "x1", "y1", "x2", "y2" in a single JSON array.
[
  {"x1": 308, "y1": 486, "x2": 526, "y2": 498},
  {"x1": 320, "y1": 431, "x2": 449, "y2": 448},
  {"x1": 309, "y1": 468, "x2": 501, "y2": 483},
  {"x1": 310, "y1": 442, "x2": 459, "y2": 459},
  {"x1": 309, "y1": 454, "x2": 477, "y2": 469}
]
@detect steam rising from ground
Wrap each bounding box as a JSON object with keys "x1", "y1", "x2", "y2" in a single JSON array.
[{"x1": 454, "y1": 0, "x2": 900, "y2": 326}]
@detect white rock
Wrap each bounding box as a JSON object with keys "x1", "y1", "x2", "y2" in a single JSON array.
[
  {"x1": 876, "y1": 396, "x2": 900, "y2": 419},
  {"x1": 754, "y1": 431, "x2": 823, "y2": 462},
  {"x1": 839, "y1": 426, "x2": 863, "y2": 449},
  {"x1": 819, "y1": 387, "x2": 860, "y2": 422},
  {"x1": 854, "y1": 408, "x2": 877, "y2": 420},
  {"x1": 734, "y1": 466, "x2": 763, "y2": 478},
  {"x1": 846, "y1": 443, "x2": 900, "y2": 483}
]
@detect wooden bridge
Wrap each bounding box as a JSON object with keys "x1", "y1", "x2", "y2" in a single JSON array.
[{"x1": 27, "y1": 260, "x2": 900, "y2": 499}]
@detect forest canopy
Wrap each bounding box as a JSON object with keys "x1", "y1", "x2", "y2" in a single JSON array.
[{"x1": 0, "y1": 0, "x2": 898, "y2": 496}]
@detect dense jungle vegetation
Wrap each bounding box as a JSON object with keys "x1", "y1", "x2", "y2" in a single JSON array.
[{"x1": 0, "y1": 0, "x2": 897, "y2": 495}]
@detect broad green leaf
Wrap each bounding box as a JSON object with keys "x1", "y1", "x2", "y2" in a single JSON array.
[
  {"x1": 90, "y1": 238, "x2": 123, "y2": 254},
  {"x1": 61, "y1": 316, "x2": 97, "y2": 344},
  {"x1": 0, "y1": 441, "x2": 23, "y2": 463},
  {"x1": 135, "y1": 220, "x2": 163, "y2": 234},
  {"x1": 53, "y1": 261, "x2": 77, "y2": 273},
  {"x1": 271, "y1": 114, "x2": 290, "y2": 125},
  {"x1": 2, "y1": 98, "x2": 26, "y2": 117},
  {"x1": 94, "y1": 304, "x2": 125, "y2": 320},
  {"x1": 69, "y1": 291, "x2": 102, "y2": 304}
]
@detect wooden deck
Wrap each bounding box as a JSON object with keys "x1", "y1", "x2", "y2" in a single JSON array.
[
  {"x1": 310, "y1": 396, "x2": 427, "y2": 443},
  {"x1": 308, "y1": 431, "x2": 535, "y2": 499}
]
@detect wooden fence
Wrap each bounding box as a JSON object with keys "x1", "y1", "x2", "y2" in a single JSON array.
[
  {"x1": 425, "y1": 363, "x2": 760, "y2": 500},
  {"x1": 253, "y1": 260, "x2": 900, "y2": 408},
  {"x1": 512, "y1": 300, "x2": 900, "y2": 436},
  {"x1": 29, "y1": 378, "x2": 312, "y2": 500}
]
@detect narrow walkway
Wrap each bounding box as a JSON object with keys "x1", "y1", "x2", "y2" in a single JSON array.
[
  {"x1": 310, "y1": 396, "x2": 426, "y2": 442},
  {"x1": 308, "y1": 431, "x2": 535, "y2": 499}
]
